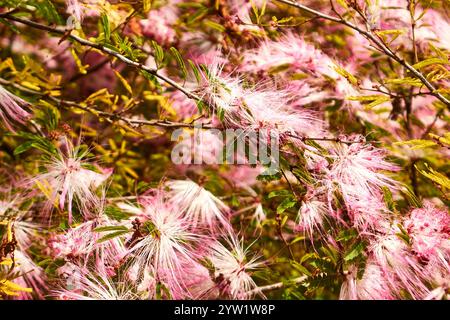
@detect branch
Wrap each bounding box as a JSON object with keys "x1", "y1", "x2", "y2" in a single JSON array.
[
  {"x1": 0, "y1": 13, "x2": 372, "y2": 144},
  {"x1": 245, "y1": 275, "x2": 308, "y2": 297},
  {"x1": 0, "y1": 13, "x2": 201, "y2": 102},
  {"x1": 273, "y1": 0, "x2": 450, "y2": 108},
  {"x1": 0, "y1": 77, "x2": 213, "y2": 130}
]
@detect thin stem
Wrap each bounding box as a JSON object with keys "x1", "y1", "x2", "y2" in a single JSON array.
[
  {"x1": 245, "y1": 275, "x2": 308, "y2": 296},
  {"x1": 0, "y1": 13, "x2": 201, "y2": 102}
]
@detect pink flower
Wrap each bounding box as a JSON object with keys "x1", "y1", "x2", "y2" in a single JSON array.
[
  {"x1": 12, "y1": 250, "x2": 48, "y2": 299},
  {"x1": 166, "y1": 180, "x2": 230, "y2": 231},
  {"x1": 241, "y1": 32, "x2": 332, "y2": 76},
  {"x1": 208, "y1": 235, "x2": 264, "y2": 299},
  {"x1": 404, "y1": 202, "x2": 450, "y2": 275},
  {"x1": 326, "y1": 138, "x2": 399, "y2": 213},
  {"x1": 296, "y1": 200, "x2": 328, "y2": 239},
  {"x1": 32, "y1": 138, "x2": 111, "y2": 224},
  {"x1": 370, "y1": 230, "x2": 430, "y2": 299},
  {"x1": 124, "y1": 191, "x2": 208, "y2": 298},
  {"x1": 196, "y1": 58, "x2": 243, "y2": 115},
  {"x1": 0, "y1": 84, "x2": 31, "y2": 132},
  {"x1": 55, "y1": 263, "x2": 138, "y2": 300},
  {"x1": 49, "y1": 214, "x2": 125, "y2": 267},
  {"x1": 140, "y1": 7, "x2": 178, "y2": 46},
  {"x1": 340, "y1": 262, "x2": 396, "y2": 300}
]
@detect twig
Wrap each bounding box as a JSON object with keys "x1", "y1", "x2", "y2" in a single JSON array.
[
  {"x1": 0, "y1": 13, "x2": 201, "y2": 102},
  {"x1": 245, "y1": 275, "x2": 307, "y2": 296}
]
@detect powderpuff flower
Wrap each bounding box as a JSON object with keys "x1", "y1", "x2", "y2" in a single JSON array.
[
  {"x1": 208, "y1": 235, "x2": 264, "y2": 299},
  {"x1": 355, "y1": 262, "x2": 396, "y2": 300},
  {"x1": 241, "y1": 32, "x2": 333, "y2": 76},
  {"x1": 346, "y1": 192, "x2": 391, "y2": 234},
  {"x1": 404, "y1": 203, "x2": 450, "y2": 273},
  {"x1": 55, "y1": 264, "x2": 138, "y2": 300},
  {"x1": 124, "y1": 193, "x2": 206, "y2": 298},
  {"x1": 0, "y1": 84, "x2": 31, "y2": 132},
  {"x1": 339, "y1": 265, "x2": 358, "y2": 300},
  {"x1": 173, "y1": 261, "x2": 217, "y2": 299},
  {"x1": 12, "y1": 250, "x2": 48, "y2": 299},
  {"x1": 196, "y1": 58, "x2": 243, "y2": 115},
  {"x1": 140, "y1": 7, "x2": 178, "y2": 46},
  {"x1": 340, "y1": 262, "x2": 396, "y2": 300},
  {"x1": 0, "y1": 194, "x2": 44, "y2": 250},
  {"x1": 166, "y1": 180, "x2": 230, "y2": 231},
  {"x1": 237, "y1": 88, "x2": 325, "y2": 139},
  {"x1": 66, "y1": 0, "x2": 84, "y2": 23},
  {"x1": 327, "y1": 139, "x2": 399, "y2": 202},
  {"x1": 370, "y1": 230, "x2": 430, "y2": 299},
  {"x1": 296, "y1": 200, "x2": 328, "y2": 239},
  {"x1": 32, "y1": 139, "x2": 111, "y2": 224},
  {"x1": 49, "y1": 215, "x2": 126, "y2": 268}
]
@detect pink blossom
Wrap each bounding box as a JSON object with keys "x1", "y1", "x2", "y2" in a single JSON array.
[
  {"x1": 404, "y1": 202, "x2": 450, "y2": 275},
  {"x1": 208, "y1": 235, "x2": 264, "y2": 299},
  {"x1": 166, "y1": 179, "x2": 230, "y2": 231},
  {"x1": 32, "y1": 138, "x2": 111, "y2": 224},
  {"x1": 0, "y1": 84, "x2": 31, "y2": 132},
  {"x1": 124, "y1": 191, "x2": 208, "y2": 298},
  {"x1": 140, "y1": 7, "x2": 178, "y2": 46},
  {"x1": 326, "y1": 138, "x2": 399, "y2": 210}
]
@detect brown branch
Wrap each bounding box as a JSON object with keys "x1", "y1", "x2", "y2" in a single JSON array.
[
  {"x1": 0, "y1": 13, "x2": 201, "y2": 102},
  {"x1": 245, "y1": 275, "x2": 308, "y2": 296}
]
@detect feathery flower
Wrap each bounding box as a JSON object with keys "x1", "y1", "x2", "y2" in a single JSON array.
[
  {"x1": 208, "y1": 235, "x2": 264, "y2": 299},
  {"x1": 166, "y1": 179, "x2": 230, "y2": 230},
  {"x1": 197, "y1": 58, "x2": 243, "y2": 115},
  {"x1": 325, "y1": 138, "x2": 399, "y2": 228},
  {"x1": 296, "y1": 200, "x2": 328, "y2": 239},
  {"x1": 49, "y1": 214, "x2": 126, "y2": 267},
  {"x1": 11, "y1": 250, "x2": 48, "y2": 299},
  {"x1": 124, "y1": 192, "x2": 206, "y2": 297},
  {"x1": 0, "y1": 84, "x2": 31, "y2": 132},
  {"x1": 32, "y1": 139, "x2": 111, "y2": 224},
  {"x1": 56, "y1": 264, "x2": 138, "y2": 300},
  {"x1": 238, "y1": 88, "x2": 325, "y2": 139},
  {"x1": 404, "y1": 202, "x2": 450, "y2": 276},
  {"x1": 340, "y1": 262, "x2": 396, "y2": 300},
  {"x1": 370, "y1": 229, "x2": 430, "y2": 299},
  {"x1": 241, "y1": 32, "x2": 333, "y2": 76}
]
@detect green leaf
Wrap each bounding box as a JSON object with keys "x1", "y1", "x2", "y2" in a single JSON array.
[
  {"x1": 394, "y1": 139, "x2": 437, "y2": 150},
  {"x1": 257, "y1": 168, "x2": 281, "y2": 181},
  {"x1": 32, "y1": 0, "x2": 64, "y2": 25},
  {"x1": 14, "y1": 141, "x2": 34, "y2": 155},
  {"x1": 412, "y1": 58, "x2": 448, "y2": 70},
  {"x1": 97, "y1": 230, "x2": 129, "y2": 243},
  {"x1": 188, "y1": 59, "x2": 201, "y2": 83},
  {"x1": 151, "y1": 40, "x2": 165, "y2": 68},
  {"x1": 170, "y1": 47, "x2": 187, "y2": 79},
  {"x1": 101, "y1": 13, "x2": 111, "y2": 42},
  {"x1": 344, "y1": 241, "x2": 366, "y2": 261},
  {"x1": 142, "y1": 0, "x2": 152, "y2": 13},
  {"x1": 93, "y1": 225, "x2": 129, "y2": 232},
  {"x1": 291, "y1": 260, "x2": 312, "y2": 277},
  {"x1": 104, "y1": 205, "x2": 132, "y2": 221},
  {"x1": 277, "y1": 198, "x2": 297, "y2": 214},
  {"x1": 417, "y1": 163, "x2": 450, "y2": 189},
  {"x1": 268, "y1": 189, "x2": 291, "y2": 199}
]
